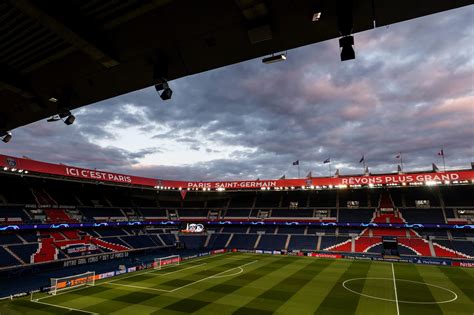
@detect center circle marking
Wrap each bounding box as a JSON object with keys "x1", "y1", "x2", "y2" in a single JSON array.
[{"x1": 342, "y1": 277, "x2": 458, "y2": 304}]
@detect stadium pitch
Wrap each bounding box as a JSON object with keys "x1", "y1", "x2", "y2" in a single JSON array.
[{"x1": 1, "y1": 253, "x2": 473, "y2": 314}]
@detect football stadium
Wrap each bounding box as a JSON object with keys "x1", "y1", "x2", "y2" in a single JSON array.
[{"x1": 0, "y1": 1, "x2": 473, "y2": 315}]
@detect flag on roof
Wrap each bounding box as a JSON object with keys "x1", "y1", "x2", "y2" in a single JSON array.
[
  {"x1": 359, "y1": 156, "x2": 365, "y2": 163},
  {"x1": 292, "y1": 160, "x2": 299, "y2": 166},
  {"x1": 323, "y1": 158, "x2": 330, "y2": 164},
  {"x1": 438, "y1": 149, "x2": 444, "y2": 156}
]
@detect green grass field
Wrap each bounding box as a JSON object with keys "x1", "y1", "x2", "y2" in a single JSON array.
[{"x1": 1, "y1": 252, "x2": 473, "y2": 314}]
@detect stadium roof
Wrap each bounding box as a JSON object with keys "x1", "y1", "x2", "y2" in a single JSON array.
[{"x1": 0, "y1": 0, "x2": 472, "y2": 133}]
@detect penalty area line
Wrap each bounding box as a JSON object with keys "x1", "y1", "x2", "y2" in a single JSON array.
[
  {"x1": 31, "y1": 299, "x2": 98, "y2": 314},
  {"x1": 169, "y1": 260, "x2": 259, "y2": 293}
]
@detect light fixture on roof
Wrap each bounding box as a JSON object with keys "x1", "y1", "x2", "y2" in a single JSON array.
[
  {"x1": 310, "y1": 2, "x2": 323, "y2": 22},
  {"x1": 47, "y1": 110, "x2": 75, "y2": 125},
  {"x1": 337, "y1": 0, "x2": 355, "y2": 61},
  {"x1": 154, "y1": 78, "x2": 173, "y2": 101},
  {"x1": 262, "y1": 53, "x2": 287, "y2": 64},
  {"x1": 312, "y1": 12, "x2": 322, "y2": 21},
  {"x1": 1, "y1": 131, "x2": 12, "y2": 143},
  {"x1": 339, "y1": 36, "x2": 355, "y2": 61}
]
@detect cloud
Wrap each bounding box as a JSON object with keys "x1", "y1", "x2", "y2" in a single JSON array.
[{"x1": 3, "y1": 6, "x2": 473, "y2": 181}]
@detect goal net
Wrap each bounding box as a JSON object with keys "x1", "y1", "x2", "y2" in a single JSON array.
[
  {"x1": 154, "y1": 255, "x2": 180, "y2": 270},
  {"x1": 49, "y1": 271, "x2": 95, "y2": 295}
]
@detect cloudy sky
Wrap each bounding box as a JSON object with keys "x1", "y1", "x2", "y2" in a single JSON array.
[{"x1": 2, "y1": 6, "x2": 473, "y2": 181}]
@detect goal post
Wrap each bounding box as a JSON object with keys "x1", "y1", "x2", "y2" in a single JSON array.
[
  {"x1": 154, "y1": 255, "x2": 180, "y2": 270},
  {"x1": 49, "y1": 271, "x2": 96, "y2": 295}
]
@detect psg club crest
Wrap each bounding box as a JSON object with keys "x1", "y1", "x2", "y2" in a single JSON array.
[{"x1": 6, "y1": 158, "x2": 17, "y2": 168}]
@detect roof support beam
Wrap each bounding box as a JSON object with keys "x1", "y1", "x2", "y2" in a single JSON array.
[{"x1": 8, "y1": 0, "x2": 119, "y2": 68}]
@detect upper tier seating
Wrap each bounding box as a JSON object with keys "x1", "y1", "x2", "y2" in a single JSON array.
[
  {"x1": 398, "y1": 208, "x2": 445, "y2": 224},
  {"x1": 270, "y1": 209, "x2": 313, "y2": 217},
  {"x1": 0, "y1": 207, "x2": 29, "y2": 223},
  {"x1": 225, "y1": 209, "x2": 250, "y2": 217},
  {"x1": 139, "y1": 209, "x2": 167, "y2": 218},
  {"x1": 80, "y1": 208, "x2": 127, "y2": 220},
  {"x1": 178, "y1": 209, "x2": 209, "y2": 217},
  {"x1": 439, "y1": 186, "x2": 473, "y2": 207},
  {"x1": 308, "y1": 191, "x2": 337, "y2": 207},
  {"x1": 338, "y1": 208, "x2": 374, "y2": 223}
]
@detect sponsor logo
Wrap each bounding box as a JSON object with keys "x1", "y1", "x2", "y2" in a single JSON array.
[{"x1": 6, "y1": 158, "x2": 17, "y2": 168}]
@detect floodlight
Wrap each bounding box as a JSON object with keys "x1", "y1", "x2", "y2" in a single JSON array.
[
  {"x1": 1, "y1": 131, "x2": 12, "y2": 143},
  {"x1": 339, "y1": 36, "x2": 355, "y2": 61},
  {"x1": 262, "y1": 53, "x2": 287, "y2": 64}
]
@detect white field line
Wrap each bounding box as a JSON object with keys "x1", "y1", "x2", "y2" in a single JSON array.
[
  {"x1": 106, "y1": 262, "x2": 207, "y2": 284},
  {"x1": 105, "y1": 252, "x2": 230, "y2": 284},
  {"x1": 32, "y1": 299, "x2": 98, "y2": 314},
  {"x1": 35, "y1": 253, "x2": 231, "y2": 302},
  {"x1": 169, "y1": 260, "x2": 259, "y2": 293},
  {"x1": 35, "y1": 285, "x2": 95, "y2": 301},
  {"x1": 106, "y1": 283, "x2": 171, "y2": 292},
  {"x1": 105, "y1": 260, "x2": 258, "y2": 294},
  {"x1": 392, "y1": 263, "x2": 400, "y2": 315},
  {"x1": 211, "y1": 267, "x2": 243, "y2": 278}
]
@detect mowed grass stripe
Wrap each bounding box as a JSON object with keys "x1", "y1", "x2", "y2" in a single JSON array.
[
  {"x1": 193, "y1": 256, "x2": 320, "y2": 314},
  {"x1": 277, "y1": 259, "x2": 354, "y2": 315},
  {"x1": 416, "y1": 265, "x2": 474, "y2": 314},
  {"x1": 355, "y1": 261, "x2": 397, "y2": 315},
  {"x1": 159, "y1": 256, "x2": 295, "y2": 314},
  {"x1": 39, "y1": 254, "x2": 247, "y2": 314},
  {"x1": 395, "y1": 264, "x2": 442, "y2": 315},
  {"x1": 232, "y1": 259, "x2": 334, "y2": 314},
  {"x1": 436, "y1": 266, "x2": 474, "y2": 302},
  {"x1": 314, "y1": 260, "x2": 372, "y2": 315},
  {"x1": 79, "y1": 255, "x2": 255, "y2": 313}
]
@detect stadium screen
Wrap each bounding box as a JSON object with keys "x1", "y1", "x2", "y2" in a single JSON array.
[{"x1": 180, "y1": 223, "x2": 206, "y2": 233}]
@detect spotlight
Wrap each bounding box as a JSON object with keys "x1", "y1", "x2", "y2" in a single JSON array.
[
  {"x1": 47, "y1": 110, "x2": 75, "y2": 125},
  {"x1": 160, "y1": 87, "x2": 173, "y2": 101},
  {"x1": 64, "y1": 115, "x2": 75, "y2": 125},
  {"x1": 262, "y1": 53, "x2": 287, "y2": 64},
  {"x1": 339, "y1": 35, "x2": 355, "y2": 61},
  {"x1": 154, "y1": 80, "x2": 173, "y2": 101},
  {"x1": 1, "y1": 131, "x2": 12, "y2": 143}
]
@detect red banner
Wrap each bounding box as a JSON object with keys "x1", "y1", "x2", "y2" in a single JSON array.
[
  {"x1": 1, "y1": 154, "x2": 473, "y2": 190},
  {"x1": 452, "y1": 261, "x2": 474, "y2": 268},
  {"x1": 161, "y1": 171, "x2": 473, "y2": 190},
  {"x1": 0, "y1": 155, "x2": 157, "y2": 186}
]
